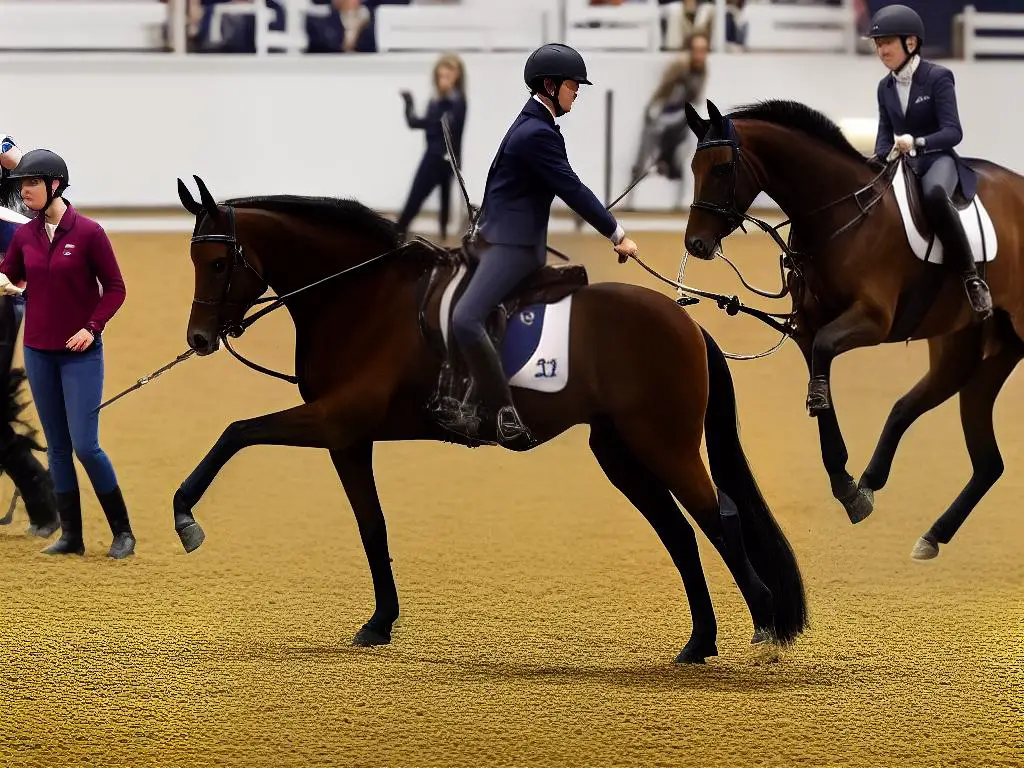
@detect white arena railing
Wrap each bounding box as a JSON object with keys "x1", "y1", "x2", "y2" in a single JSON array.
[{"x1": 957, "y1": 4, "x2": 1024, "y2": 60}]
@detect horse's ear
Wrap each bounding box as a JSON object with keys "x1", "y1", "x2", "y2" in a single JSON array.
[
  {"x1": 706, "y1": 100, "x2": 724, "y2": 130},
  {"x1": 685, "y1": 102, "x2": 710, "y2": 139},
  {"x1": 177, "y1": 178, "x2": 203, "y2": 217},
  {"x1": 193, "y1": 174, "x2": 219, "y2": 220}
]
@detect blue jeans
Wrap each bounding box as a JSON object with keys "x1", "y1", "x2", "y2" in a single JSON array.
[{"x1": 23, "y1": 343, "x2": 118, "y2": 495}]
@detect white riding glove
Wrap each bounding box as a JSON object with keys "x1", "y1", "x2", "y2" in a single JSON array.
[
  {"x1": 0, "y1": 273, "x2": 24, "y2": 296},
  {"x1": 895, "y1": 134, "x2": 917, "y2": 156}
]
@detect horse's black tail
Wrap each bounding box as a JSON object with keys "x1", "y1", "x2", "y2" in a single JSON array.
[{"x1": 700, "y1": 326, "x2": 808, "y2": 643}]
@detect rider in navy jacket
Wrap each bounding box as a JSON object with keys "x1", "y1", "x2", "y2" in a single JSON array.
[
  {"x1": 449, "y1": 43, "x2": 639, "y2": 449},
  {"x1": 868, "y1": 3, "x2": 992, "y2": 319}
]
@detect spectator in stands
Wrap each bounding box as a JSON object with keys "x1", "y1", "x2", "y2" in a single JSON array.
[
  {"x1": 395, "y1": 53, "x2": 467, "y2": 241},
  {"x1": 0, "y1": 149, "x2": 135, "y2": 559},
  {"x1": 189, "y1": 0, "x2": 286, "y2": 53},
  {"x1": 630, "y1": 33, "x2": 708, "y2": 206},
  {"x1": 307, "y1": 0, "x2": 376, "y2": 53}
]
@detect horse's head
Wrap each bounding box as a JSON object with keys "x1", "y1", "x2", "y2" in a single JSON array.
[
  {"x1": 683, "y1": 100, "x2": 763, "y2": 261},
  {"x1": 177, "y1": 176, "x2": 268, "y2": 356}
]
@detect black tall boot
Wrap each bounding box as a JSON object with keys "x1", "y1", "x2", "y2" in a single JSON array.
[
  {"x1": 461, "y1": 336, "x2": 536, "y2": 450},
  {"x1": 935, "y1": 196, "x2": 993, "y2": 319},
  {"x1": 0, "y1": 434, "x2": 59, "y2": 538},
  {"x1": 43, "y1": 488, "x2": 84, "y2": 556},
  {"x1": 97, "y1": 485, "x2": 135, "y2": 559}
]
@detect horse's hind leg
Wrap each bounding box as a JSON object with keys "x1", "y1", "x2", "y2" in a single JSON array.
[
  {"x1": 859, "y1": 328, "x2": 982, "y2": 499},
  {"x1": 913, "y1": 339, "x2": 1023, "y2": 560},
  {"x1": 611, "y1": 417, "x2": 777, "y2": 649},
  {"x1": 330, "y1": 441, "x2": 399, "y2": 646},
  {"x1": 589, "y1": 416, "x2": 718, "y2": 664}
]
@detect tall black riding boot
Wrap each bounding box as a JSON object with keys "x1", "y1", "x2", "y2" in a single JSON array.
[
  {"x1": 461, "y1": 336, "x2": 536, "y2": 450},
  {"x1": 43, "y1": 488, "x2": 84, "y2": 555},
  {"x1": 0, "y1": 434, "x2": 59, "y2": 538},
  {"x1": 936, "y1": 196, "x2": 993, "y2": 319},
  {"x1": 98, "y1": 485, "x2": 136, "y2": 559}
]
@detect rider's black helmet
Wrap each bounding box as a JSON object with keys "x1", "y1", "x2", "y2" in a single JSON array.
[
  {"x1": 524, "y1": 43, "x2": 592, "y2": 93},
  {"x1": 7, "y1": 148, "x2": 70, "y2": 200},
  {"x1": 867, "y1": 4, "x2": 925, "y2": 45}
]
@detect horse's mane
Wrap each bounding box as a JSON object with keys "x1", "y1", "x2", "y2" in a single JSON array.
[
  {"x1": 225, "y1": 194, "x2": 401, "y2": 247},
  {"x1": 727, "y1": 99, "x2": 870, "y2": 165}
]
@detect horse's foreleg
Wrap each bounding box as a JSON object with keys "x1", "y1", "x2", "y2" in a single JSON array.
[
  {"x1": 173, "y1": 399, "x2": 368, "y2": 552},
  {"x1": 806, "y1": 302, "x2": 888, "y2": 415},
  {"x1": 860, "y1": 329, "x2": 982, "y2": 495},
  {"x1": 913, "y1": 341, "x2": 1022, "y2": 560},
  {"x1": 795, "y1": 332, "x2": 872, "y2": 523},
  {"x1": 329, "y1": 441, "x2": 400, "y2": 646}
]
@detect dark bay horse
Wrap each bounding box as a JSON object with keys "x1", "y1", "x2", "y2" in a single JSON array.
[
  {"x1": 682, "y1": 99, "x2": 1024, "y2": 561},
  {"x1": 172, "y1": 175, "x2": 808, "y2": 663}
]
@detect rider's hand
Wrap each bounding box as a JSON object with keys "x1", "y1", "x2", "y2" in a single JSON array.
[
  {"x1": 895, "y1": 134, "x2": 915, "y2": 154},
  {"x1": 614, "y1": 237, "x2": 639, "y2": 264}
]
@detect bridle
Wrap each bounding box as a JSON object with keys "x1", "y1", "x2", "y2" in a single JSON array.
[
  {"x1": 688, "y1": 131, "x2": 899, "y2": 264},
  {"x1": 190, "y1": 205, "x2": 268, "y2": 342}
]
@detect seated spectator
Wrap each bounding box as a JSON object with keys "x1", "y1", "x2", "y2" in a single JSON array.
[
  {"x1": 189, "y1": 0, "x2": 286, "y2": 53},
  {"x1": 307, "y1": 0, "x2": 376, "y2": 53}
]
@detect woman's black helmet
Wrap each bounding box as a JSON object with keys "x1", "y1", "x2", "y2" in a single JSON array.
[
  {"x1": 867, "y1": 4, "x2": 925, "y2": 45},
  {"x1": 6, "y1": 148, "x2": 69, "y2": 212}
]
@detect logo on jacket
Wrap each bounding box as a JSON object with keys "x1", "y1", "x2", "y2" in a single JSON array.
[
  {"x1": 62, "y1": 243, "x2": 76, "y2": 257},
  {"x1": 914, "y1": 95, "x2": 931, "y2": 104}
]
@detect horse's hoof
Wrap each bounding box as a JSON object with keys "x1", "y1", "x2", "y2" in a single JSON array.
[
  {"x1": 911, "y1": 535, "x2": 939, "y2": 561},
  {"x1": 842, "y1": 486, "x2": 874, "y2": 524},
  {"x1": 29, "y1": 520, "x2": 60, "y2": 538},
  {"x1": 352, "y1": 625, "x2": 391, "y2": 647},
  {"x1": 177, "y1": 521, "x2": 206, "y2": 553},
  {"x1": 674, "y1": 638, "x2": 718, "y2": 664},
  {"x1": 751, "y1": 627, "x2": 778, "y2": 646}
]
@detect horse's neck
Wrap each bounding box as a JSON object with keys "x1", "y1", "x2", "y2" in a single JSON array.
[{"x1": 748, "y1": 128, "x2": 875, "y2": 233}]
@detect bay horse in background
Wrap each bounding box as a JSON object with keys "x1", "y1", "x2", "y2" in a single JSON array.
[
  {"x1": 171, "y1": 175, "x2": 808, "y2": 663},
  {"x1": 682, "y1": 99, "x2": 1024, "y2": 561}
]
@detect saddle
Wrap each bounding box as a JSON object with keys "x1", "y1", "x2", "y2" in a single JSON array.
[
  {"x1": 900, "y1": 161, "x2": 972, "y2": 244},
  {"x1": 415, "y1": 241, "x2": 588, "y2": 443}
]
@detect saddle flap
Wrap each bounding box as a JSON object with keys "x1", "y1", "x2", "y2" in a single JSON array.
[
  {"x1": 508, "y1": 263, "x2": 588, "y2": 315},
  {"x1": 893, "y1": 159, "x2": 998, "y2": 265}
]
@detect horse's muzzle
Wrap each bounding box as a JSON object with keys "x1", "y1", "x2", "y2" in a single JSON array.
[
  {"x1": 189, "y1": 330, "x2": 220, "y2": 356},
  {"x1": 685, "y1": 235, "x2": 721, "y2": 261}
]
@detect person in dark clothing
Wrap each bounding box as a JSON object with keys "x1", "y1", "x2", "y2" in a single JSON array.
[
  {"x1": 395, "y1": 53, "x2": 467, "y2": 241},
  {"x1": 867, "y1": 3, "x2": 992, "y2": 319}
]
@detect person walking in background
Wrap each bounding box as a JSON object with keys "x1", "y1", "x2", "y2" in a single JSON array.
[
  {"x1": 627, "y1": 32, "x2": 709, "y2": 209},
  {"x1": 0, "y1": 149, "x2": 135, "y2": 558},
  {"x1": 395, "y1": 53, "x2": 467, "y2": 241}
]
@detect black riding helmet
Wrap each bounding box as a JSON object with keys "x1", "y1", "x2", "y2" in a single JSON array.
[
  {"x1": 524, "y1": 43, "x2": 592, "y2": 117},
  {"x1": 866, "y1": 4, "x2": 925, "y2": 66},
  {"x1": 6, "y1": 148, "x2": 70, "y2": 213}
]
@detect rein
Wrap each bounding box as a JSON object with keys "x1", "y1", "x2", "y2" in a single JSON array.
[{"x1": 95, "y1": 209, "x2": 420, "y2": 411}]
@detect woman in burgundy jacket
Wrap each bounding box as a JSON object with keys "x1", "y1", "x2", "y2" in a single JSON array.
[{"x1": 0, "y1": 149, "x2": 134, "y2": 559}]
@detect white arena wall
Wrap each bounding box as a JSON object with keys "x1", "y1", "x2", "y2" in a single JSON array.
[{"x1": 1, "y1": 51, "x2": 1022, "y2": 217}]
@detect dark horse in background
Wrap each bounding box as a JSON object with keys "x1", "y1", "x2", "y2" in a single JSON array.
[
  {"x1": 682, "y1": 99, "x2": 1024, "y2": 561},
  {"x1": 0, "y1": 186, "x2": 59, "y2": 536},
  {"x1": 171, "y1": 175, "x2": 808, "y2": 663}
]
